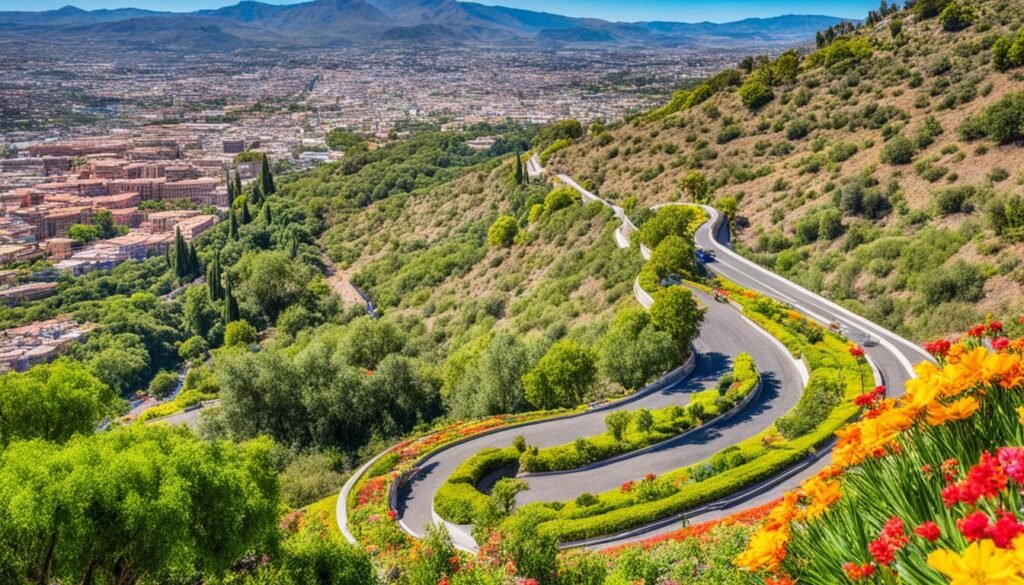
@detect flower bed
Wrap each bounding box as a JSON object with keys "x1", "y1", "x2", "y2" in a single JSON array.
[
  {"x1": 345, "y1": 410, "x2": 575, "y2": 566},
  {"x1": 738, "y1": 322, "x2": 1024, "y2": 584}
]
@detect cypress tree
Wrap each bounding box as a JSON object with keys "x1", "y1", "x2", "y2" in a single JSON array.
[
  {"x1": 173, "y1": 228, "x2": 187, "y2": 279},
  {"x1": 240, "y1": 199, "x2": 252, "y2": 225},
  {"x1": 261, "y1": 202, "x2": 272, "y2": 224},
  {"x1": 289, "y1": 236, "x2": 299, "y2": 259},
  {"x1": 223, "y1": 278, "x2": 239, "y2": 323},
  {"x1": 208, "y1": 250, "x2": 222, "y2": 300},
  {"x1": 233, "y1": 171, "x2": 242, "y2": 199},
  {"x1": 188, "y1": 242, "x2": 200, "y2": 278},
  {"x1": 250, "y1": 183, "x2": 263, "y2": 207},
  {"x1": 514, "y1": 151, "x2": 524, "y2": 186},
  {"x1": 228, "y1": 209, "x2": 238, "y2": 240},
  {"x1": 260, "y1": 154, "x2": 276, "y2": 195}
]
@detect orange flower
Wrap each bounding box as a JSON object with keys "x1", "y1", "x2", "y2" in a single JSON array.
[
  {"x1": 735, "y1": 524, "x2": 789, "y2": 573},
  {"x1": 926, "y1": 396, "x2": 981, "y2": 427}
]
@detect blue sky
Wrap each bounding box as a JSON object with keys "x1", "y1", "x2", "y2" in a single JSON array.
[{"x1": 0, "y1": 0, "x2": 880, "y2": 22}]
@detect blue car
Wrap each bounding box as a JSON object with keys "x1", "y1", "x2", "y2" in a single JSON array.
[{"x1": 696, "y1": 247, "x2": 717, "y2": 263}]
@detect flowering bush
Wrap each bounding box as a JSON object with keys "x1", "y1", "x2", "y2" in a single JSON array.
[{"x1": 738, "y1": 325, "x2": 1024, "y2": 584}]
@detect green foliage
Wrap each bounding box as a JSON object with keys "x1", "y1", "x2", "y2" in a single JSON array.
[
  {"x1": 0, "y1": 360, "x2": 118, "y2": 449},
  {"x1": 939, "y1": 1, "x2": 975, "y2": 31},
  {"x1": 0, "y1": 425, "x2": 279, "y2": 584},
  {"x1": 487, "y1": 215, "x2": 520, "y2": 248},
  {"x1": 648, "y1": 235, "x2": 696, "y2": 280},
  {"x1": 776, "y1": 369, "x2": 845, "y2": 439},
  {"x1": 959, "y1": 91, "x2": 1024, "y2": 144},
  {"x1": 649, "y1": 286, "x2": 705, "y2": 357},
  {"x1": 224, "y1": 320, "x2": 258, "y2": 347},
  {"x1": 605, "y1": 410, "x2": 631, "y2": 442},
  {"x1": 543, "y1": 186, "x2": 578, "y2": 215},
  {"x1": 445, "y1": 332, "x2": 531, "y2": 419},
  {"x1": 523, "y1": 340, "x2": 597, "y2": 410},
  {"x1": 435, "y1": 447, "x2": 520, "y2": 523},
  {"x1": 638, "y1": 205, "x2": 699, "y2": 249},
  {"x1": 324, "y1": 128, "x2": 366, "y2": 151},
  {"x1": 806, "y1": 37, "x2": 873, "y2": 70},
  {"x1": 147, "y1": 369, "x2": 179, "y2": 398},
  {"x1": 880, "y1": 135, "x2": 916, "y2": 165},
  {"x1": 598, "y1": 307, "x2": 679, "y2": 390},
  {"x1": 738, "y1": 79, "x2": 774, "y2": 110},
  {"x1": 242, "y1": 520, "x2": 377, "y2": 585}
]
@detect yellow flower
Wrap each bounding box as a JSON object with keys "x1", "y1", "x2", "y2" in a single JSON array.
[
  {"x1": 736, "y1": 525, "x2": 789, "y2": 573},
  {"x1": 926, "y1": 396, "x2": 980, "y2": 427},
  {"x1": 927, "y1": 540, "x2": 1024, "y2": 585},
  {"x1": 1017, "y1": 406, "x2": 1024, "y2": 426}
]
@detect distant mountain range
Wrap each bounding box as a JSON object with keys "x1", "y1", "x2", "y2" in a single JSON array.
[{"x1": 0, "y1": 1, "x2": 854, "y2": 50}]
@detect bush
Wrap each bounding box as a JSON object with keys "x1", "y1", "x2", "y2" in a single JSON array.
[
  {"x1": 147, "y1": 369, "x2": 180, "y2": 398},
  {"x1": 939, "y1": 2, "x2": 975, "y2": 31},
  {"x1": 917, "y1": 260, "x2": 986, "y2": 304},
  {"x1": 880, "y1": 135, "x2": 915, "y2": 165},
  {"x1": 739, "y1": 80, "x2": 774, "y2": 110},
  {"x1": 776, "y1": 369, "x2": 844, "y2": 440},
  {"x1": 434, "y1": 447, "x2": 520, "y2": 524},
  {"x1": 487, "y1": 215, "x2": 520, "y2": 248},
  {"x1": 543, "y1": 186, "x2": 578, "y2": 215},
  {"x1": 786, "y1": 119, "x2": 812, "y2": 141},
  {"x1": 959, "y1": 91, "x2": 1024, "y2": 144},
  {"x1": 224, "y1": 320, "x2": 259, "y2": 347},
  {"x1": 933, "y1": 185, "x2": 976, "y2": 215}
]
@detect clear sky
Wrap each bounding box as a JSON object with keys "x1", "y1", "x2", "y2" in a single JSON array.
[{"x1": 0, "y1": 0, "x2": 880, "y2": 22}]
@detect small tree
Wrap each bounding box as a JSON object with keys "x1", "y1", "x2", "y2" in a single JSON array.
[
  {"x1": 681, "y1": 171, "x2": 711, "y2": 202},
  {"x1": 605, "y1": 410, "x2": 631, "y2": 442},
  {"x1": 492, "y1": 478, "x2": 528, "y2": 514},
  {"x1": 487, "y1": 215, "x2": 520, "y2": 248},
  {"x1": 224, "y1": 320, "x2": 258, "y2": 347},
  {"x1": 650, "y1": 287, "x2": 706, "y2": 358},
  {"x1": 635, "y1": 408, "x2": 655, "y2": 434},
  {"x1": 880, "y1": 135, "x2": 915, "y2": 165},
  {"x1": 512, "y1": 434, "x2": 527, "y2": 453},
  {"x1": 739, "y1": 79, "x2": 773, "y2": 110}
]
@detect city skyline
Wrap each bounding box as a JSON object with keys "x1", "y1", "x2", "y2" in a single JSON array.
[{"x1": 0, "y1": 0, "x2": 879, "y2": 22}]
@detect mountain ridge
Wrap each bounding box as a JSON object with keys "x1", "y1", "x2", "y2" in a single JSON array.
[{"x1": 0, "y1": 0, "x2": 853, "y2": 49}]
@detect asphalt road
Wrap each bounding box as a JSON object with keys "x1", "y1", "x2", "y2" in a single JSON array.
[{"x1": 384, "y1": 171, "x2": 924, "y2": 551}]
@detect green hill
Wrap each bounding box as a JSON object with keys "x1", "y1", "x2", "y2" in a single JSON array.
[{"x1": 550, "y1": 0, "x2": 1024, "y2": 341}]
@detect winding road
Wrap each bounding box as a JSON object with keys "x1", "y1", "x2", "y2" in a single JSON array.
[{"x1": 346, "y1": 156, "x2": 927, "y2": 551}]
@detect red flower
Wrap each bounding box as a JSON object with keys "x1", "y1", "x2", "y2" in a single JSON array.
[
  {"x1": 1019, "y1": 315, "x2": 1024, "y2": 325},
  {"x1": 988, "y1": 511, "x2": 1024, "y2": 549},
  {"x1": 644, "y1": 472, "x2": 657, "y2": 482},
  {"x1": 957, "y1": 511, "x2": 990, "y2": 542},
  {"x1": 914, "y1": 521, "x2": 941, "y2": 542},
  {"x1": 854, "y1": 392, "x2": 876, "y2": 407},
  {"x1": 849, "y1": 345, "x2": 865, "y2": 358},
  {"x1": 993, "y1": 337, "x2": 1010, "y2": 351},
  {"x1": 387, "y1": 509, "x2": 397, "y2": 521},
  {"x1": 961, "y1": 452, "x2": 1008, "y2": 503},
  {"x1": 620, "y1": 481, "x2": 634, "y2": 493},
  {"x1": 942, "y1": 483, "x2": 962, "y2": 508},
  {"x1": 968, "y1": 324, "x2": 987, "y2": 338},
  {"x1": 990, "y1": 320, "x2": 1004, "y2": 333},
  {"x1": 868, "y1": 538, "x2": 896, "y2": 565},
  {"x1": 921, "y1": 464, "x2": 934, "y2": 476},
  {"x1": 843, "y1": 562, "x2": 875, "y2": 581},
  {"x1": 997, "y1": 447, "x2": 1024, "y2": 483},
  {"x1": 924, "y1": 339, "x2": 952, "y2": 357}
]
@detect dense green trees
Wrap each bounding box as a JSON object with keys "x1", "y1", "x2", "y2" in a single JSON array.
[
  {"x1": 638, "y1": 205, "x2": 699, "y2": 249},
  {"x1": 213, "y1": 319, "x2": 436, "y2": 450},
  {"x1": 649, "y1": 287, "x2": 705, "y2": 358},
  {"x1": 523, "y1": 339, "x2": 597, "y2": 410},
  {"x1": 0, "y1": 425, "x2": 280, "y2": 585},
  {"x1": 0, "y1": 360, "x2": 118, "y2": 448},
  {"x1": 648, "y1": 235, "x2": 696, "y2": 280},
  {"x1": 445, "y1": 332, "x2": 531, "y2": 419},
  {"x1": 598, "y1": 307, "x2": 679, "y2": 390}
]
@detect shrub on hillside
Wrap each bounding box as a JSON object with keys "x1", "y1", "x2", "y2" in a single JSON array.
[
  {"x1": 880, "y1": 135, "x2": 916, "y2": 165},
  {"x1": 959, "y1": 91, "x2": 1024, "y2": 144},
  {"x1": 939, "y1": 1, "x2": 975, "y2": 31},
  {"x1": 487, "y1": 215, "x2": 520, "y2": 248},
  {"x1": 739, "y1": 80, "x2": 774, "y2": 110}
]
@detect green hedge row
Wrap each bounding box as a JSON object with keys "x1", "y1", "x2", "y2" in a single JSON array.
[
  {"x1": 433, "y1": 447, "x2": 520, "y2": 524},
  {"x1": 534, "y1": 447, "x2": 806, "y2": 542}
]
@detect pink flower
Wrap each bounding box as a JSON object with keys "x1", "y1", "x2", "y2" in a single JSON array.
[
  {"x1": 997, "y1": 447, "x2": 1024, "y2": 483},
  {"x1": 993, "y1": 337, "x2": 1010, "y2": 351},
  {"x1": 957, "y1": 511, "x2": 990, "y2": 541}
]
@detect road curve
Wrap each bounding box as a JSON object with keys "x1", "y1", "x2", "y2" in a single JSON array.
[{"x1": 360, "y1": 163, "x2": 925, "y2": 552}]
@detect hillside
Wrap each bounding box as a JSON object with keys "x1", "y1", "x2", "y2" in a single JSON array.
[{"x1": 550, "y1": 0, "x2": 1024, "y2": 341}]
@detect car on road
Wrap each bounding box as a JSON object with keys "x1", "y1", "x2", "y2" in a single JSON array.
[
  {"x1": 696, "y1": 247, "x2": 716, "y2": 263},
  {"x1": 660, "y1": 273, "x2": 683, "y2": 287}
]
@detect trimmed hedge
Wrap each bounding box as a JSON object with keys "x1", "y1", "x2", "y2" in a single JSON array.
[
  {"x1": 434, "y1": 447, "x2": 520, "y2": 524},
  {"x1": 520, "y1": 354, "x2": 759, "y2": 474},
  {"x1": 535, "y1": 448, "x2": 806, "y2": 542}
]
